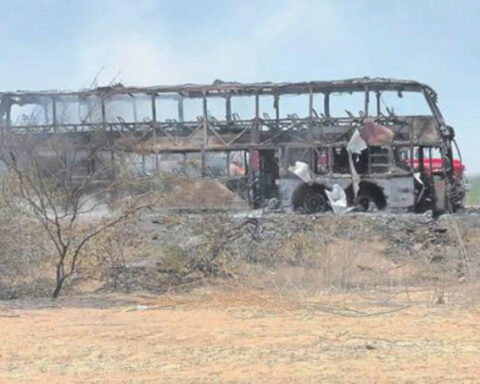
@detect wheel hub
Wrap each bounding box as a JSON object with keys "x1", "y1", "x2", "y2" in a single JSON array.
[{"x1": 303, "y1": 191, "x2": 327, "y2": 213}]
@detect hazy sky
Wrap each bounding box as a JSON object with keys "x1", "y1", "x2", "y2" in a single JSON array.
[{"x1": 1, "y1": 0, "x2": 479, "y2": 172}]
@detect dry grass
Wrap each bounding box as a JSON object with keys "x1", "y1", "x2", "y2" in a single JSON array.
[{"x1": 1, "y1": 283, "x2": 480, "y2": 384}]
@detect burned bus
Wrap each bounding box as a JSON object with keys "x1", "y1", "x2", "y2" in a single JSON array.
[{"x1": 0, "y1": 77, "x2": 466, "y2": 213}]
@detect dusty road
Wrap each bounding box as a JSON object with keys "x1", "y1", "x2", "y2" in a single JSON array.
[{"x1": 0, "y1": 284, "x2": 479, "y2": 384}]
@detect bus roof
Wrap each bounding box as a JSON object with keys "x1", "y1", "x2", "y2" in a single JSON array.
[{"x1": 0, "y1": 77, "x2": 437, "y2": 101}]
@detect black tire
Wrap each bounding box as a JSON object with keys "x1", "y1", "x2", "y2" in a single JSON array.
[{"x1": 303, "y1": 190, "x2": 328, "y2": 213}]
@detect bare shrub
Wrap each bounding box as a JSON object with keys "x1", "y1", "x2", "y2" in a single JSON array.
[{"x1": 1, "y1": 133, "x2": 154, "y2": 298}]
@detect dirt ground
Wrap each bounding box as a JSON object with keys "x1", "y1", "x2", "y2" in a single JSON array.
[{"x1": 1, "y1": 283, "x2": 480, "y2": 384}]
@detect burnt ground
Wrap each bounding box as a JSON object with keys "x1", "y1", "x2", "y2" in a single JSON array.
[
  {"x1": 2, "y1": 206, "x2": 480, "y2": 301},
  {"x1": 90, "y1": 208, "x2": 480, "y2": 295}
]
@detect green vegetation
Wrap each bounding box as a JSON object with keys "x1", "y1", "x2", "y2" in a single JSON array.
[{"x1": 466, "y1": 175, "x2": 480, "y2": 206}]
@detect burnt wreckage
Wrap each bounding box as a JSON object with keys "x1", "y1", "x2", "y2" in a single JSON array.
[{"x1": 0, "y1": 77, "x2": 466, "y2": 213}]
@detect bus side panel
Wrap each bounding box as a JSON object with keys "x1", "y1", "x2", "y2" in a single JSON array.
[{"x1": 375, "y1": 177, "x2": 415, "y2": 211}]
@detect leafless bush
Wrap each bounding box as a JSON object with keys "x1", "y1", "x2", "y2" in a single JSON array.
[{"x1": 0, "y1": 131, "x2": 154, "y2": 298}]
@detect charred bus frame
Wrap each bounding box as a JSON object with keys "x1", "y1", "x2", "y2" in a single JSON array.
[{"x1": 0, "y1": 77, "x2": 466, "y2": 213}]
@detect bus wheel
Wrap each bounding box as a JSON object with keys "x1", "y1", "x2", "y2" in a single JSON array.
[
  {"x1": 356, "y1": 193, "x2": 372, "y2": 212},
  {"x1": 303, "y1": 191, "x2": 328, "y2": 213}
]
